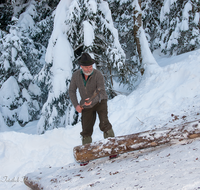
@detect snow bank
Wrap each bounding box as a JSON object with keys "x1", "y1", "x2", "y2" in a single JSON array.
[
  {"x1": 0, "y1": 125, "x2": 82, "y2": 189},
  {"x1": 108, "y1": 49, "x2": 200, "y2": 137}
]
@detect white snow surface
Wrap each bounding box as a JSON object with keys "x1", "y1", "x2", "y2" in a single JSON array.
[
  {"x1": 83, "y1": 21, "x2": 95, "y2": 47},
  {"x1": 0, "y1": 49, "x2": 200, "y2": 189},
  {"x1": 44, "y1": 0, "x2": 74, "y2": 98}
]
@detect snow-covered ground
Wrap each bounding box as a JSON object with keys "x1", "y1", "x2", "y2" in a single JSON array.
[
  {"x1": 25, "y1": 136, "x2": 200, "y2": 190},
  {"x1": 0, "y1": 49, "x2": 200, "y2": 189}
]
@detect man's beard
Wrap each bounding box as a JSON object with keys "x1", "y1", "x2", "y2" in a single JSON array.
[{"x1": 82, "y1": 68, "x2": 94, "y2": 76}]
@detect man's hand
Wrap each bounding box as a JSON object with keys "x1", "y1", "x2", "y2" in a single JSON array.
[
  {"x1": 76, "y1": 105, "x2": 83, "y2": 113},
  {"x1": 84, "y1": 98, "x2": 92, "y2": 106},
  {"x1": 76, "y1": 99, "x2": 92, "y2": 113}
]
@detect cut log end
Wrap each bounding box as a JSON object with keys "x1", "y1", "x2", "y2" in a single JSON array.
[{"x1": 24, "y1": 176, "x2": 42, "y2": 190}]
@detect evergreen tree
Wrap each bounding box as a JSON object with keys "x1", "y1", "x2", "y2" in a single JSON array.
[
  {"x1": 36, "y1": 0, "x2": 75, "y2": 134},
  {"x1": 107, "y1": 0, "x2": 144, "y2": 91},
  {"x1": 0, "y1": 0, "x2": 53, "y2": 127},
  {"x1": 29, "y1": 0, "x2": 59, "y2": 47},
  {"x1": 0, "y1": 2, "x2": 14, "y2": 32},
  {"x1": 141, "y1": 0, "x2": 163, "y2": 51},
  {"x1": 160, "y1": 0, "x2": 200, "y2": 55},
  {"x1": 108, "y1": 0, "x2": 159, "y2": 78},
  {"x1": 0, "y1": 26, "x2": 41, "y2": 126}
]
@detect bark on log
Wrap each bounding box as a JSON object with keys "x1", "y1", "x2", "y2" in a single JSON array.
[{"x1": 73, "y1": 120, "x2": 200, "y2": 162}]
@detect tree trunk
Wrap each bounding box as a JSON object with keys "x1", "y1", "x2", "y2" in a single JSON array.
[
  {"x1": 133, "y1": 0, "x2": 142, "y2": 64},
  {"x1": 74, "y1": 120, "x2": 200, "y2": 162}
]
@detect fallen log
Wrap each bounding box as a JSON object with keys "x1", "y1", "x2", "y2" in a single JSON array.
[
  {"x1": 73, "y1": 120, "x2": 200, "y2": 162},
  {"x1": 24, "y1": 120, "x2": 200, "y2": 189}
]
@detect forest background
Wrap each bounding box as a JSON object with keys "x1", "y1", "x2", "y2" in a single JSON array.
[{"x1": 0, "y1": 0, "x2": 199, "y2": 134}]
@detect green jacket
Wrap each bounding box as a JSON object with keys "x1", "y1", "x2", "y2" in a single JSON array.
[{"x1": 69, "y1": 69, "x2": 108, "y2": 108}]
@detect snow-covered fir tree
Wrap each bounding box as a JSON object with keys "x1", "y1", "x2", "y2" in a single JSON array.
[
  {"x1": 0, "y1": 0, "x2": 55, "y2": 127},
  {"x1": 160, "y1": 0, "x2": 200, "y2": 55},
  {"x1": 37, "y1": 0, "x2": 126, "y2": 134},
  {"x1": 28, "y1": 0, "x2": 58, "y2": 48},
  {"x1": 107, "y1": 0, "x2": 147, "y2": 90},
  {"x1": 0, "y1": 26, "x2": 41, "y2": 126},
  {"x1": 110, "y1": 0, "x2": 199, "y2": 57},
  {"x1": 36, "y1": 0, "x2": 75, "y2": 134},
  {"x1": 141, "y1": 0, "x2": 162, "y2": 51},
  {"x1": 0, "y1": 2, "x2": 14, "y2": 32}
]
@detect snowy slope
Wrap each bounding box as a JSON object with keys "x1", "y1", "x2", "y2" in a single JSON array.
[
  {"x1": 0, "y1": 49, "x2": 200, "y2": 189},
  {"x1": 25, "y1": 137, "x2": 200, "y2": 190}
]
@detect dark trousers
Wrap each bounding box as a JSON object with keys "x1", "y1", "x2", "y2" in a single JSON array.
[{"x1": 80, "y1": 99, "x2": 112, "y2": 137}]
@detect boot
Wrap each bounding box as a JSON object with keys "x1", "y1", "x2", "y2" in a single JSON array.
[
  {"x1": 103, "y1": 128, "x2": 115, "y2": 139},
  {"x1": 104, "y1": 129, "x2": 118, "y2": 160},
  {"x1": 80, "y1": 136, "x2": 92, "y2": 166},
  {"x1": 82, "y1": 136, "x2": 92, "y2": 145}
]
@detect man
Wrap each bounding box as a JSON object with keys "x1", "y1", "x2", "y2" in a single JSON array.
[{"x1": 69, "y1": 52, "x2": 117, "y2": 165}]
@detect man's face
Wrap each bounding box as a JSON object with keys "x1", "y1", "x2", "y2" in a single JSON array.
[{"x1": 81, "y1": 65, "x2": 93, "y2": 76}]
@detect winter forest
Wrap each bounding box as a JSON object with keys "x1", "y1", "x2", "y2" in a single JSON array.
[{"x1": 0, "y1": 0, "x2": 199, "y2": 134}]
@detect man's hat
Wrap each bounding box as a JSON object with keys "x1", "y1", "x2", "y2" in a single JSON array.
[{"x1": 79, "y1": 52, "x2": 95, "y2": 66}]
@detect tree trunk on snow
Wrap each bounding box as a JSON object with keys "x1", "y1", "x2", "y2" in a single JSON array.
[{"x1": 74, "y1": 120, "x2": 200, "y2": 162}]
